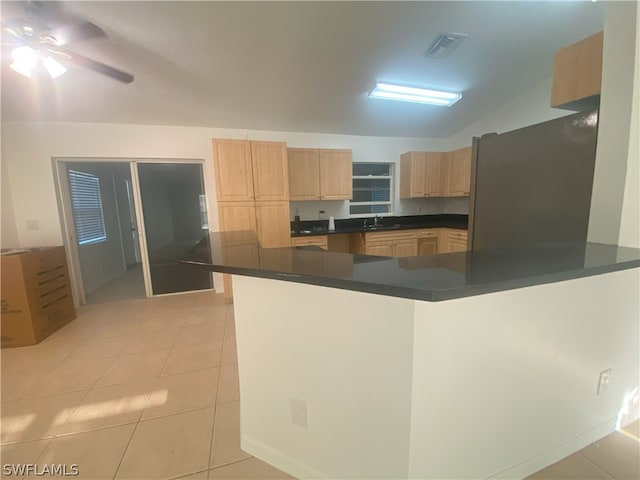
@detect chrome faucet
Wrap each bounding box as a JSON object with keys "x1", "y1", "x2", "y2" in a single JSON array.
[{"x1": 374, "y1": 215, "x2": 381, "y2": 226}]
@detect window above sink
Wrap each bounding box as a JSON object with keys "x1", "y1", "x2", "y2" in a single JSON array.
[{"x1": 350, "y1": 163, "x2": 393, "y2": 217}]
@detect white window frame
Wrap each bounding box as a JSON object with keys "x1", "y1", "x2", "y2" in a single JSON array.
[
  {"x1": 68, "y1": 170, "x2": 107, "y2": 245},
  {"x1": 350, "y1": 162, "x2": 394, "y2": 218}
]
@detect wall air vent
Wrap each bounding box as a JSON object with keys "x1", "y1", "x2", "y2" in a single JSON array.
[{"x1": 425, "y1": 33, "x2": 467, "y2": 59}]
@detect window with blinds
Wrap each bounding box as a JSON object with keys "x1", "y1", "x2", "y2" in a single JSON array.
[
  {"x1": 68, "y1": 170, "x2": 107, "y2": 245},
  {"x1": 350, "y1": 163, "x2": 393, "y2": 216}
]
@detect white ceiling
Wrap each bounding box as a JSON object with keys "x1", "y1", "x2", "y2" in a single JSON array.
[{"x1": 1, "y1": 1, "x2": 607, "y2": 138}]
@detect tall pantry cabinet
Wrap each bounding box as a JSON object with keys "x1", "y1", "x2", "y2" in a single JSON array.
[{"x1": 213, "y1": 139, "x2": 291, "y2": 300}]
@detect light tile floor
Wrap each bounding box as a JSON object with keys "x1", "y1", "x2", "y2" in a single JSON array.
[
  {"x1": 1, "y1": 291, "x2": 293, "y2": 480},
  {"x1": 1, "y1": 290, "x2": 638, "y2": 479}
]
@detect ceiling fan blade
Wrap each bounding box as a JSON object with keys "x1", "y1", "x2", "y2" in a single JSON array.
[
  {"x1": 49, "y1": 48, "x2": 135, "y2": 84},
  {"x1": 46, "y1": 21, "x2": 106, "y2": 46}
]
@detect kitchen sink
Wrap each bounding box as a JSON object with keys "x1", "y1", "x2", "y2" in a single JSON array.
[{"x1": 364, "y1": 224, "x2": 402, "y2": 230}]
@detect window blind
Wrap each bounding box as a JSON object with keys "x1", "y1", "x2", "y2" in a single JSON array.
[{"x1": 68, "y1": 170, "x2": 107, "y2": 245}]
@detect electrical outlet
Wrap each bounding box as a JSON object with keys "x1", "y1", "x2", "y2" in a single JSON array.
[
  {"x1": 291, "y1": 398, "x2": 308, "y2": 428},
  {"x1": 597, "y1": 368, "x2": 612, "y2": 395}
]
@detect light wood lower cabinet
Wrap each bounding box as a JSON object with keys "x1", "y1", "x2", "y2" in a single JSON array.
[
  {"x1": 418, "y1": 237, "x2": 438, "y2": 255},
  {"x1": 439, "y1": 228, "x2": 468, "y2": 253},
  {"x1": 291, "y1": 235, "x2": 328, "y2": 250},
  {"x1": 362, "y1": 230, "x2": 418, "y2": 257},
  {"x1": 417, "y1": 229, "x2": 439, "y2": 255}
]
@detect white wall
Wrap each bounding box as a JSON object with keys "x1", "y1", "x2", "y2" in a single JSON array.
[
  {"x1": 617, "y1": 2, "x2": 640, "y2": 249},
  {"x1": 69, "y1": 163, "x2": 128, "y2": 293},
  {"x1": 588, "y1": 1, "x2": 638, "y2": 245},
  {"x1": 232, "y1": 268, "x2": 639, "y2": 479},
  {"x1": 1, "y1": 142, "x2": 19, "y2": 248},
  {"x1": 410, "y1": 269, "x2": 639, "y2": 479},
  {"x1": 446, "y1": 76, "x2": 567, "y2": 151},
  {"x1": 0, "y1": 122, "x2": 450, "y2": 250}
]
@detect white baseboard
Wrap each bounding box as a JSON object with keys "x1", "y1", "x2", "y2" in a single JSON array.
[
  {"x1": 241, "y1": 435, "x2": 330, "y2": 479},
  {"x1": 489, "y1": 418, "x2": 617, "y2": 480}
]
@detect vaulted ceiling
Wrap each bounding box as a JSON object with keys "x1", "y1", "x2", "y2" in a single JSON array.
[{"x1": 1, "y1": 1, "x2": 607, "y2": 138}]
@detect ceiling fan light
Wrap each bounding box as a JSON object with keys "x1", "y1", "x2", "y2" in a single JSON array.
[
  {"x1": 10, "y1": 45, "x2": 38, "y2": 77},
  {"x1": 43, "y1": 56, "x2": 68, "y2": 79},
  {"x1": 369, "y1": 82, "x2": 462, "y2": 106}
]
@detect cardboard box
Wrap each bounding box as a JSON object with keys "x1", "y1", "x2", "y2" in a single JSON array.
[{"x1": 1, "y1": 247, "x2": 76, "y2": 348}]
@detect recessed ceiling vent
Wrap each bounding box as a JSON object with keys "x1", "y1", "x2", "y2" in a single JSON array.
[{"x1": 425, "y1": 33, "x2": 467, "y2": 59}]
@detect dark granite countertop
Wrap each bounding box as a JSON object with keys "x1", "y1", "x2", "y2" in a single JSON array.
[
  {"x1": 181, "y1": 231, "x2": 640, "y2": 302},
  {"x1": 291, "y1": 214, "x2": 468, "y2": 237}
]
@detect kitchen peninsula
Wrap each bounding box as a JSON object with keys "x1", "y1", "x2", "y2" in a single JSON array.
[{"x1": 183, "y1": 232, "x2": 640, "y2": 479}]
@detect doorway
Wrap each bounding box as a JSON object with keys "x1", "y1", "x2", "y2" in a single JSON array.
[{"x1": 54, "y1": 159, "x2": 213, "y2": 305}]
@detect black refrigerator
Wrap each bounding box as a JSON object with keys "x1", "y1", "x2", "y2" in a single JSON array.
[{"x1": 468, "y1": 109, "x2": 599, "y2": 251}]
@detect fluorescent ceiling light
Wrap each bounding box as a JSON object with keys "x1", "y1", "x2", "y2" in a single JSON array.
[{"x1": 369, "y1": 83, "x2": 462, "y2": 107}]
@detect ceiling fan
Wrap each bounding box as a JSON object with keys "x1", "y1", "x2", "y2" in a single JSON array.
[{"x1": 2, "y1": 0, "x2": 134, "y2": 83}]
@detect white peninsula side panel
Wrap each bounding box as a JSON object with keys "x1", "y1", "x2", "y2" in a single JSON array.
[
  {"x1": 233, "y1": 276, "x2": 416, "y2": 479},
  {"x1": 410, "y1": 268, "x2": 639, "y2": 479},
  {"x1": 231, "y1": 268, "x2": 639, "y2": 479}
]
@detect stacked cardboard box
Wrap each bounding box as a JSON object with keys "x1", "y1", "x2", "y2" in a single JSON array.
[{"x1": 1, "y1": 246, "x2": 76, "y2": 348}]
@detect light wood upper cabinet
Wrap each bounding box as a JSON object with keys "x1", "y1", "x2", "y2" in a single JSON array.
[
  {"x1": 319, "y1": 149, "x2": 352, "y2": 200},
  {"x1": 288, "y1": 148, "x2": 352, "y2": 200},
  {"x1": 255, "y1": 201, "x2": 291, "y2": 248},
  {"x1": 400, "y1": 152, "x2": 426, "y2": 198},
  {"x1": 213, "y1": 139, "x2": 289, "y2": 202},
  {"x1": 400, "y1": 151, "x2": 443, "y2": 198},
  {"x1": 551, "y1": 31, "x2": 603, "y2": 111},
  {"x1": 444, "y1": 147, "x2": 472, "y2": 196},
  {"x1": 251, "y1": 141, "x2": 289, "y2": 201},
  {"x1": 213, "y1": 139, "x2": 254, "y2": 202},
  {"x1": 424, "y1": 152, "x2": 442, "y2": 196},
  {"x1": 288, "y1": 148, "x2": 321, "y2": 200}
]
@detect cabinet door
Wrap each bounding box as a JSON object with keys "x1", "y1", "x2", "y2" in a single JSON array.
[
  {"x1": 255, "y1": 201, "x2": 291, "y2": 248},
  {"x1": 443, "y1": 229, "x2": 468, "y2": 253},
  {"x1": 213, "y1": 139, "x2": 254, "y2": 202},
  {"x1": 251, "y1": 141, "x2": 289, "y2": 201},
  {"x1": 418, "y1": 238, "x2": 438, "y2": 255},
  {"x1": 551, "y1": 31, "x2": 603, "y2": 109},
  {"x1": 425, "y1": 152, "x2": 443, "y2": 197},
  {"x1": 447, "y1": 147, "x2": 472, "y2": 196},
  {"x1": 365, "y1": 243, "x2": 394, "y2": 257},
  {"x1": 446, "y1": 239, "x2": 468, "y2": 253},
  {"x1": 288, "y1": 148, "x2": 320, "y2": 200},
  {"x1": 291, "y1": 235, "x2": 328, "y2": 250},
  {"x1": 319, "y1": 149, "x2": 352, "y2": 200},
  {"x1": 217, "y1": 202, "x2": 257, "y2": 232},
  {"x1": 393, "y1": 239, "x2": 418, "y2": 257},
  {"x1": 400, "y1": 152, "x2": 427, "y2": 198}
]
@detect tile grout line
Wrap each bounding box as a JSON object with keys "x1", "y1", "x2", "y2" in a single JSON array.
[
  {"x1": 576, "y1": 451, "x2": 618, "y2": 480},
  {"x1": 110, "y1": 307, "x2": 185, "y2": 480},
  {"x1": 208, "y1": 307, "x2": 228, "y2": 473},
  {"x1": 1, "y1": 293, "x2": 227, "y2": 479}
]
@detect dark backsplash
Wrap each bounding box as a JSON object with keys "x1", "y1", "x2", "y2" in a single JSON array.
[{"x1": 291, "y1": 214, "x2": 468, "y2": 233}]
